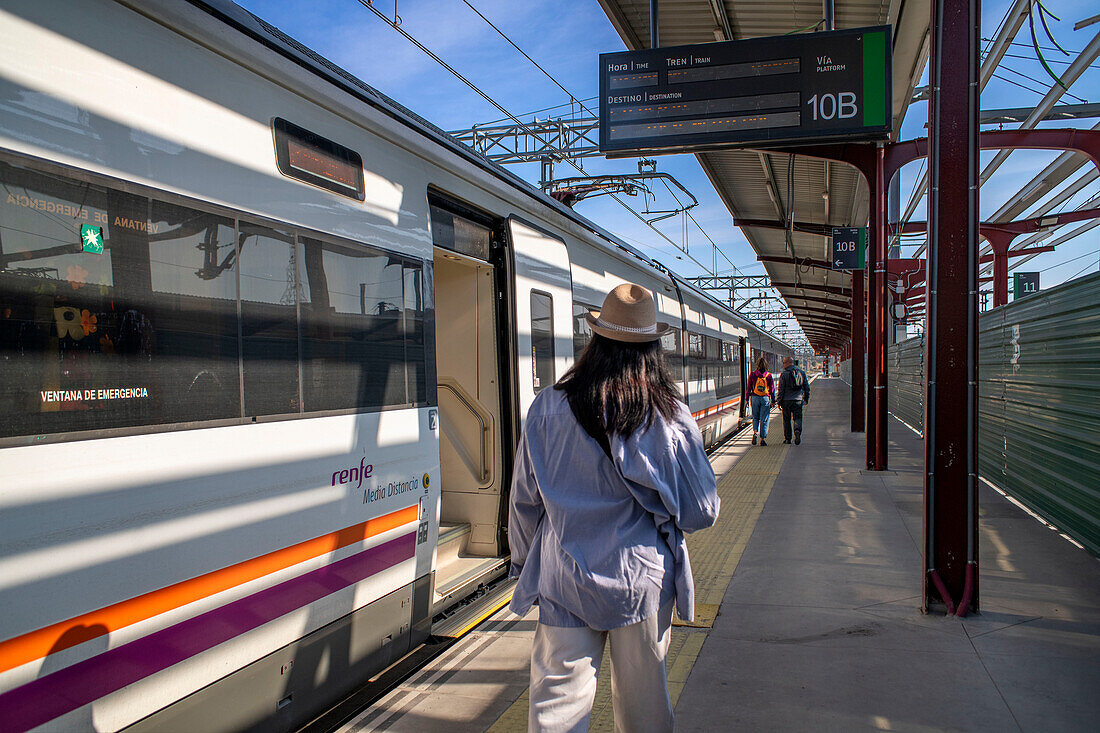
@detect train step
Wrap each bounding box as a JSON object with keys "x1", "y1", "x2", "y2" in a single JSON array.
[
  {"x1": 432, "y1": 577, "x2": 516, "y2": 639},
  {"x1": 433, "y1": 522, "x2": 508, "y2": 615}
]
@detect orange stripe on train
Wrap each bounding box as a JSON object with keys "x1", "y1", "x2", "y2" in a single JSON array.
[
  {"x1": 0, "y1": 504, "x2": 419, "y2": 675},
  {"x1": 690, "y1": 396, "x2": 741, "y2": 420}
]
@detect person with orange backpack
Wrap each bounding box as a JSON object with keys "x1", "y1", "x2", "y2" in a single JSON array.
[{"x1": 745, "y1": 358, "x2": 775, "y2": 446}]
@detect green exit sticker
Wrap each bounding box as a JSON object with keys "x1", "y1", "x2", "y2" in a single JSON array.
[{"x1": 80, "y1": 224, "x2": 104, "y2": 254}]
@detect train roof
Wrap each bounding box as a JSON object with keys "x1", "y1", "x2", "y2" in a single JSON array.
[{"x1": 190, "y1": 0, "x2": 788, "y2": 350}]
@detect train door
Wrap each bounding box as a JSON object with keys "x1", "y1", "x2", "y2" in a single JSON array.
[
  {"x1": 507, "y1": 218, "x2": 574, "y2": 425},
  {"x1": 428, "y1": 196, "x2": 512, "y2": 614},
  {"x1": 738, "y1": 336, "x2": 749, "y2": 421}
]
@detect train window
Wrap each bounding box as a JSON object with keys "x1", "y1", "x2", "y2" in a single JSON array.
[
  {"x1": 687, "y1": 332, "x2": 704, "y2": 359},
  {"x1": 404, "y1": 262, "x2": 429, "y2": 406},
  {"x1": 0, "y1": 161, "x2": 241, "y2": 438},
  {"x1": 572, "y1": 301, "x2": 594, "y2": 358},
  {"x1": 661, "y1": 329, "x2": 683, "y2": 385},
  {"x1": 272, "y1": 118, "x2": 365, "y2": 201},
  {"x1": 299, "y1": 237, "x2": 410, "y2": 412},
  {"x1": 715, "y1": 339, "x2": 740, "y2": 399},
  {"x1": 147, "y1": 200, "x2": 241, "y2": 423},
  {"x1": 429, "y1": 203, "x2": 490, "y2": 260},
  {"x1": 0, "y1": 158, "x2": 434, "y2": 443},
  {"x1": 705, "y1": 336, "x2": 720, "y2": 361},
  {"x1": 530, "y1": 291, "x2": 554, "y2": 392},
  {"x1": 239, "y1": 223, "x2": 301, "y2": 417}
]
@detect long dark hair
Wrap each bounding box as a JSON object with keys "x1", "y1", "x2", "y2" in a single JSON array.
[{"x1": 555, "y1": 333, "x2": 681, "y2": 441}]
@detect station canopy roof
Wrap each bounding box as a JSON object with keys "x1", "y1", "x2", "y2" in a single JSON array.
[{"x1": 596, "y1": 0, "x2": 931, "y2": 351}]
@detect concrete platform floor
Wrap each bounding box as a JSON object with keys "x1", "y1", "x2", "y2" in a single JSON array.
[
  {"x1": 676, "y1": 379, "x2": 1100, "y2": 732},
  {"x1": 339, "y1": 378, "x2": 1100, "y2": 732}
]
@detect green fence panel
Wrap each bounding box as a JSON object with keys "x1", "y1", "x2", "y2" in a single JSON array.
[
  {"x1": 887, "y1": 334, "x2": 924, "y2": 435},
  {"x1": 977, "y1": 273, "x2": 1100, "y2": 556},
  {"x1": 882, "y1": 273, "x2": 1100, "y2": 555}
]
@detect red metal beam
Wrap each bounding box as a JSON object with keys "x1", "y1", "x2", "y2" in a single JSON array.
[
  {"x1": 736, "y1": 218, "x2": 835, "y2": 236},
  {"x1": 757, "y1": 254, "x2": 835, "y2": 270},
  {"x1": 886, "y1": 128, "x2": 1100, "y2": 179},
  {"x1": 781, "y1": 293, "x2": 852, "y2": 307},
  {"x1": 771, "y1": 281, "x2": 853, "y2": 297},
  {"x1": 982, "y1": 207, "x2": 1100, "y2": 236},
  {"x1": 866, "y1": 146, "x2": 888, "y2": 470},
  {"x1": 802, "y1": 319, "x2": 853, "y2": 332},
  {"x1": 802, "y1": 328, "x2": 849, "y2": 337},
  {"x1": 977, "y1": 245, "x2": 1055, "y2": 264},
  {"x1": 851, "y1": 270, "x2": 865, "y2": 433},
  {"x1": 791, "y1": 305, "x2": 853, "y2": 319}
]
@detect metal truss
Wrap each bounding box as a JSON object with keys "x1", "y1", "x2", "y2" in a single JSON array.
[
  {"x1": 544, "y1": 171, "x2": 698, "y2": 220},
  {"x1": 687, "y1": 275, "x2": 773, "y2": 290},
  {"x1": 448, "y1": 117, "x2": 599, "y2": 164}
]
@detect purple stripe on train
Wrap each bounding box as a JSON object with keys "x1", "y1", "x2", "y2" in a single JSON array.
[{"x1": 0, "y1": 532, "x2": 416, "y2": 732}]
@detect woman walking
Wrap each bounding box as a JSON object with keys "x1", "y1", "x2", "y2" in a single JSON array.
[
  {"x1": 508, "y1": 283, "x2": 720, "y2": 733},
  {"x1": 746, "y1": 358, "x2": 775, "y2": 446}
]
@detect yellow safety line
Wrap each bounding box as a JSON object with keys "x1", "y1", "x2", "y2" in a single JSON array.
[
  {"x1": 487, "y1": 429, "x2": 789, "y2": 732},
  {"x1": 447, "y1": 591, "x2": 515, "y2": 639}
]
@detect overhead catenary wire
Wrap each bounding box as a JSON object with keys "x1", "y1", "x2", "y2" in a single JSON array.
[
  {"x1": 982, "y1": 36, "x2": 1085, "y2": 56},
  {"x1": 990, "y1": 70, "x2": 1052, "y2": 97},
  {"x1": 1065, "y1": 257, "x2": 1099, "y2": 281},
  {"x1": 481, "y1": 96, "x2": 599, "y2": 126},
  {"x1": 991, "y1": 63, "x2": 1088, "y2": 102},
  {"x1": 364, "y1": 0, "x2": 751, "y2": 279},
  {"x1": 353, "y1": 0, "x2": 693, "y2": 268},
  {"x1": 1038, "y1": 247, "x2": 1099, "y2": 273},
  {"x1": 362, "y1": 1, "x2": 810, "y2": 343},
  {"x1": 459, "y1": 0, "x2": 800, "y2": 335},
  {"x1": 454, "y1": 0, "x2": 750, "y2": 280},
  {"x1": 997, "y1": 50, "x2": 1100, "y2": 69}
]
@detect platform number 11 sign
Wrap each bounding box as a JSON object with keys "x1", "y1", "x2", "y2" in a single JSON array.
[{"x1": 1013, "y1": 272, "x2": 1039, "y2": 299}]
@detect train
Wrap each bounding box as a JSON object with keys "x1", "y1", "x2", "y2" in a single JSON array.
[{"x1": 0, "y1": 1, "x2": 789, "y2": 730}]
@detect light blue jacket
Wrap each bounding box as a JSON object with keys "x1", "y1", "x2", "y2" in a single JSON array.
[{"x1": 507, "y1": 388, "x2": 720, "y2": 629}]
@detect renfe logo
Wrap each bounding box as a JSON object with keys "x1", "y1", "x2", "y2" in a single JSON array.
[{"x1": 332, "y1": 458, "x2": 374, "y2": 489}]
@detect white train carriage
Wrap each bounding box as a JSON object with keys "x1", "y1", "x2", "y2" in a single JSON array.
[{"x1": 0, "y1": 1, "x2": 788, "y2": 730}]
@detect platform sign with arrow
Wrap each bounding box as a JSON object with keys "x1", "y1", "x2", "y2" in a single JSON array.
[{"x1": 830, "y1": 227, "x2": 865, "y2": 270}]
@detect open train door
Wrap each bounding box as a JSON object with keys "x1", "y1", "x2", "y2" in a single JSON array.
[{"x1": 507, "y1": 218, "x2": 574, "y2": 427}]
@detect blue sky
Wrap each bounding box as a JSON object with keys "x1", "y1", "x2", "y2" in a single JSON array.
[{"x1": 236, "y1": 0, "x2": 1098, "y2": 303}]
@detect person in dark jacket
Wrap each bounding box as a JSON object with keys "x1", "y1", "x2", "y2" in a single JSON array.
[
  {"x1": 745, "y1": 358, "x2": 775, "y2": 446},
  {"x1": 776, "y1": 356, "x2": 810, "y2": 444}
]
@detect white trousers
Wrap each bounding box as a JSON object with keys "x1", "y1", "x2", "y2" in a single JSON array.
[{"x1": 528, "y1": 602, "x2": 674, "y2": 733}]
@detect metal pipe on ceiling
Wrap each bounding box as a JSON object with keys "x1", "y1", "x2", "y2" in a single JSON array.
[{"x1": 650, "y1": 0, "x2": 659, "y2": 49}]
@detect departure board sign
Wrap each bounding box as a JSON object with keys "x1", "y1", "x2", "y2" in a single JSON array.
[
  {"x1": 831, "y1": 227, "x2": 866, "y2": 270},
  {"x1": 599, "y1": 26, "x2": 892, "y2": 155}
]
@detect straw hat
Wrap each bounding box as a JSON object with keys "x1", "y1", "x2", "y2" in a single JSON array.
[{"x1": 586, "y1": 283, "x2": 671, "y2": 343}]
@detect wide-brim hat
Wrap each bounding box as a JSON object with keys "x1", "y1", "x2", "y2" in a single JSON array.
[{"x1": 585, "y1": 283, "x2": 671, "y2": 343}]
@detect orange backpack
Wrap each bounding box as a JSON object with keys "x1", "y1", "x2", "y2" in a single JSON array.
[{"x1": 753, "y1": 374, "x2": 769, "y2": 396}]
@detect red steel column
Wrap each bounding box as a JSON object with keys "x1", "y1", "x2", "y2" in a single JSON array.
[
  {"x1": 987, "y1": 233, "x2": 1011, "y2": 307},
  {"x1": 850, "y1": 269, "x2": 865, "y2": 432},
  {"x1": 924, "y1": 0, "x2": 980, "y2": 615},
  {"x1": 869, "y1": 146, "x2": 888, "y2": 470}
]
